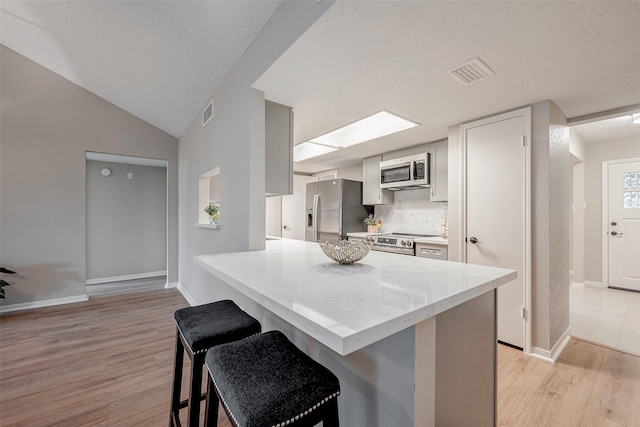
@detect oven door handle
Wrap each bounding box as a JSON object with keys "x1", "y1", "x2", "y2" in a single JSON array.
[{"x1": 371, "y1": 245, "x2": 415, "y2": 255}]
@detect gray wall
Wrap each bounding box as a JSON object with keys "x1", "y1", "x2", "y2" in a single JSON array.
[
  {"x1": 583, "y1": 135, "x2": 640, "y2": 284},
  {"x1": 0, "y1": 45, "x2": 178, "y2": 306},
  {"x1": 177, "y1": 1, "x2": 333, "y2": 303},
  {"x1": 86, "y1": 160, "x2": 167, "y2": 280}
]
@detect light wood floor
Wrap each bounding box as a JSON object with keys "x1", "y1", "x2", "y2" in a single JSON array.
[
  {"x1": 0, "y1": 289, "x2": 231, "y2": 426},
  {"x1": 497, "y1": 340, "x2": 640, "y2": 426},
  {"x1": 1, "y1": 289, "x2": 639, "y2": 426}
]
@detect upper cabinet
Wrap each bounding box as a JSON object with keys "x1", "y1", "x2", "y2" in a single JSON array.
[
  {"x1": 362, "y1": 155, "x2": 394, "y2": 205},
  {"x1": 265, "y1": 100, "x2": 293, "y2": 196},
  {"x1": 429, "y1": 140, "x2": 448, "y2": 201}
]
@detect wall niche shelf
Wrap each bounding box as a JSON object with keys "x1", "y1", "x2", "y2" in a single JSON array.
[
  {"x1": 195, "y1": 222, "x2": 221, "y2": 230},
  {"x1": 198, "y1": 167, "x2": 221, "y2": 228}
]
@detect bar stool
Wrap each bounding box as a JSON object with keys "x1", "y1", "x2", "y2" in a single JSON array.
[
  {"x1": 169, "y1": 300, "x2": 261, "y2": 427},
  {"x1": 204, "y1": 330, "x2": 340, "y2": 427}
]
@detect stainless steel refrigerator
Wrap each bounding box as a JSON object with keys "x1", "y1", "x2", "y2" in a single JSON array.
[{"x1": 305, "y1": 178, "x2": 373, "y2": 243}]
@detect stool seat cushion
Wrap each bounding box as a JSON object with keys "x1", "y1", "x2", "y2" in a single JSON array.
[
  {"x1": 174, "y1": 300, "x2": 261, "y2": 354},
  {"x1": 206, "y1": 331, "x2": 340, "y2": 427}
]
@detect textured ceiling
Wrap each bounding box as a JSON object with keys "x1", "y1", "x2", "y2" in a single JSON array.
[
  {"x1": 254, "y1": 1, "x2": 640, "y2": 172},
  {"x1": 572, "y1": 115, "x2": 640, "y2": 144},
  {"x1": 1, "y1": 1, "x2": 638, "y2": 164},
  {"x1": 0, "y1": 0, "x2": 281, "y2": 138}
]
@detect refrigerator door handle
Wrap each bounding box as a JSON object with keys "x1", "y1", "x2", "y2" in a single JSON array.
[{"x1": 313, "y1": 194, "x2": 320, "y2": 242}]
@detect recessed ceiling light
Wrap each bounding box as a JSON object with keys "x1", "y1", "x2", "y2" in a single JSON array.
[
  {"x1": 293, "y1": 142, "x2": 338, "y2": 162},
  {"x1": 293, "y1": 111, "x2": 419, "y2": 162},
  {"x1": 632, "y1": 113, "x2": 640, "y2": 124}
]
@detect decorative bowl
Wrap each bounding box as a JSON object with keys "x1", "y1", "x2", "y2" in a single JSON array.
[{"x1": 319, "y1": 240, "x2": 371, "y2": 265}]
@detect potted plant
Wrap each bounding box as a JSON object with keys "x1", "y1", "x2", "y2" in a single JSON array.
[
  {"x1": 364, "y1": 214, "x2": 379, "y2": 234},
  {"x1": 1, "y1": 267, "x2": 17, "y2": 299},
  {"x1": 204, "y1": 201, "x2": 220, "y2": 224}
]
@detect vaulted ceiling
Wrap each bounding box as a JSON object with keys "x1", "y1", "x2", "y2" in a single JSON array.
[
  {"x1": 0, "y1": 0, "x2": 281, "y2": 138},
  {"x1": 2, "y1": 1, "x2": 639, "y2": 173}
]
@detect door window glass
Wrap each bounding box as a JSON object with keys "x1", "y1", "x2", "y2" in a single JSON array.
[
  {"x1": 623, "y1": 171, "x2": 640, "y2": 189},
  {"x1": 623, "y1": 172, "x2": 640, "y2": 208},
  {"x1": 624, "y1": 191, "x2": 640, "y2": 209}
]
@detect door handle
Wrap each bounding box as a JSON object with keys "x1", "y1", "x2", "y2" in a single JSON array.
[
  {"x1": 469, "y1": 237, "x2": 482, "y2": 244},
  {"x1": 610, "y1": 231, "x2": 623, "y2": 237},
  {"x1": 283, "y1": 225, "x2": 291, "y2": 231}
]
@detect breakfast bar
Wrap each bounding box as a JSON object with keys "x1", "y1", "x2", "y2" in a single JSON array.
[{"x1": 194, "y1": 239, "x2": 516, "y2": 426}]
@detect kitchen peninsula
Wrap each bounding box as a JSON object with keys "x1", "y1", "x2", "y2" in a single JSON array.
[{"x1": 195, "y1": 239, "x2": 516, "y2": 426}]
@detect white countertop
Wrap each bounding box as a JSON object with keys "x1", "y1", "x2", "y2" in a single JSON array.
[
  {"x1": 195, "y1": 239, "x2": 515, "y2": 355},
  {"x1": 414, "y1": 236, "x2": 448, "y2": 245}
]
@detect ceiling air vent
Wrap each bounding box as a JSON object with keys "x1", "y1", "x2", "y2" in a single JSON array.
[
  {"x1": 203, "y1": 101, "x2": 214, "y2": 127},
  {"x1": 448, "y1": 58, "x2": 495, "y2": 86}
]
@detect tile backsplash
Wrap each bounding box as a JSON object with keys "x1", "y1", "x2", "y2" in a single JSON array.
[{"x1": 374, "y1": 189, "x2": 447, "y2": 235}]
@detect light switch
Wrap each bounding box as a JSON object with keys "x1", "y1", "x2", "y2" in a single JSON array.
[{"x1": 127, "y1": 172, "x2": 133, "y2": 180}]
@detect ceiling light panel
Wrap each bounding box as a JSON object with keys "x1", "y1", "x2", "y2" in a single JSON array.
[
  {"x1": 293, "y1": 142, "x2": 339, "y2": 162},
  {"x1": 309, "y1": 111, "x2": 419, "y2": 148}
]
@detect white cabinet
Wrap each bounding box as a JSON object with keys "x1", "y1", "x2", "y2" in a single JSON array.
[
  {"x1": 362, "y1": 155, "x2": 394, "y2": 205},
  {"x1": 429, "y1": 140, "x2": 448, "y2": 201},
  {"x1": 265, "y1": 100, "x2": 293, "y2": 195}
]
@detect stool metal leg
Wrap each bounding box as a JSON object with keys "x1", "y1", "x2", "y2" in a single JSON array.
[
  {"x1": 204, "y1": 375, "x2": 219, "y2": 427},
  {"x1": 187, "y1": 351, "x2": 206, "y2": 426},
  {"x1": 169, "y1": 329, "x2": 185, "y2": 427}
]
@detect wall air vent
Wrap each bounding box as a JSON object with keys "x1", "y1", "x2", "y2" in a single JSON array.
[
  {"x1": 203, "y1": 101, "x2": 214, "y2": 127},
  {"x1": 447, "y1": 58, "x2": 495, "y2": 86}
]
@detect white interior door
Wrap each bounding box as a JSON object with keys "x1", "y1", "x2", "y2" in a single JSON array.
[
  {"x1": 607, "y1": 160, "x2": 640, "y2": 291},
  {"x1": 463, "y1": 108, "x2": 530, "y2": 349}
]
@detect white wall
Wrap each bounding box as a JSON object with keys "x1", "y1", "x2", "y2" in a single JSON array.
[
  {"x1": 569, "y1": 130, "x2": 586, "y2": 284},
  {"x1": 583, "y1": 135, "x2": 640, "y2": 284},
  {"x1": 0, "y1": 45, "x2": 178, "y2": 306},
  {"x1": 86, "y1": 160, "x2": 167, "y2": 280},
  {"x1": 571, "y1": 161, "x2": 585, "y2": 284},
  {"x1": 337, "y1": 162, "x2": 364, "y2": 181},
  {"x1": 177, "y1": 1, "x2": 334, "y2": 303}
]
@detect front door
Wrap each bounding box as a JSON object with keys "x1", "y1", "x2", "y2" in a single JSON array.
[
  {"x1": 607, "y1": 160, "x2": 640, "y2": 291},
  {"x1": 463, "y1": 107, "x2": 530, "y2": 349}
]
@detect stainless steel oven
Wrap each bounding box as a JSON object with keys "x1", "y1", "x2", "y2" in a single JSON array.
[{"x1": 364, "y1": 233, "x2": 439, "y2": 256}]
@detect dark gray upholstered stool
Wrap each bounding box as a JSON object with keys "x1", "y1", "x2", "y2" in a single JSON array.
[
  {"x1": 204, "y1": 330, "x2": 340, "y2": 427},
  {"x1": 169, "y1": 300, "x2": 261, "y2": 427}
]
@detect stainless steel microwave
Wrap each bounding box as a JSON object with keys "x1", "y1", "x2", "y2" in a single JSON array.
[{"x1": 380, "y1": 153, "x2": 430, "y2": 190}]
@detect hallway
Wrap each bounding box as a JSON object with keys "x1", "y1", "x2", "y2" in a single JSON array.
[{"x1": 571, "y1": 283, "x2": 640, "y2": 356}]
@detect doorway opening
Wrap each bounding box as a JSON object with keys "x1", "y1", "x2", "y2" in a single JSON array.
[
  {"x1": 85, "y1": 152, "x2": 168, "y2": 296},
  {"x1": 569, "y1": 114, "x2": 640, "y2": 356}
]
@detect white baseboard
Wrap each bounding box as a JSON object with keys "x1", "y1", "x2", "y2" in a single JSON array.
[
  {"x1": 165, "y1": 281, "x2": 179, "y2": 289},
  {"x1": 176, "y1": 283, "x2": 198, "y2": 306},
  {"x1": 86, "y1": 270, "x2": 167, "y2": 285},
  {"x1": 0, "y1": 294, "x2": 89, "y2": 315},
  {"x1": 584, "y1": 280, "x2": 604, "y2": 288},
  {"x1": 530, "y1": 326, "x2": 571, "y2": 363}
]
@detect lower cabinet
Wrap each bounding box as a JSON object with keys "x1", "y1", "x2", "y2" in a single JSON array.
[{"x1": 415, "y1": 243, "x2": 448, "y2": 261}]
